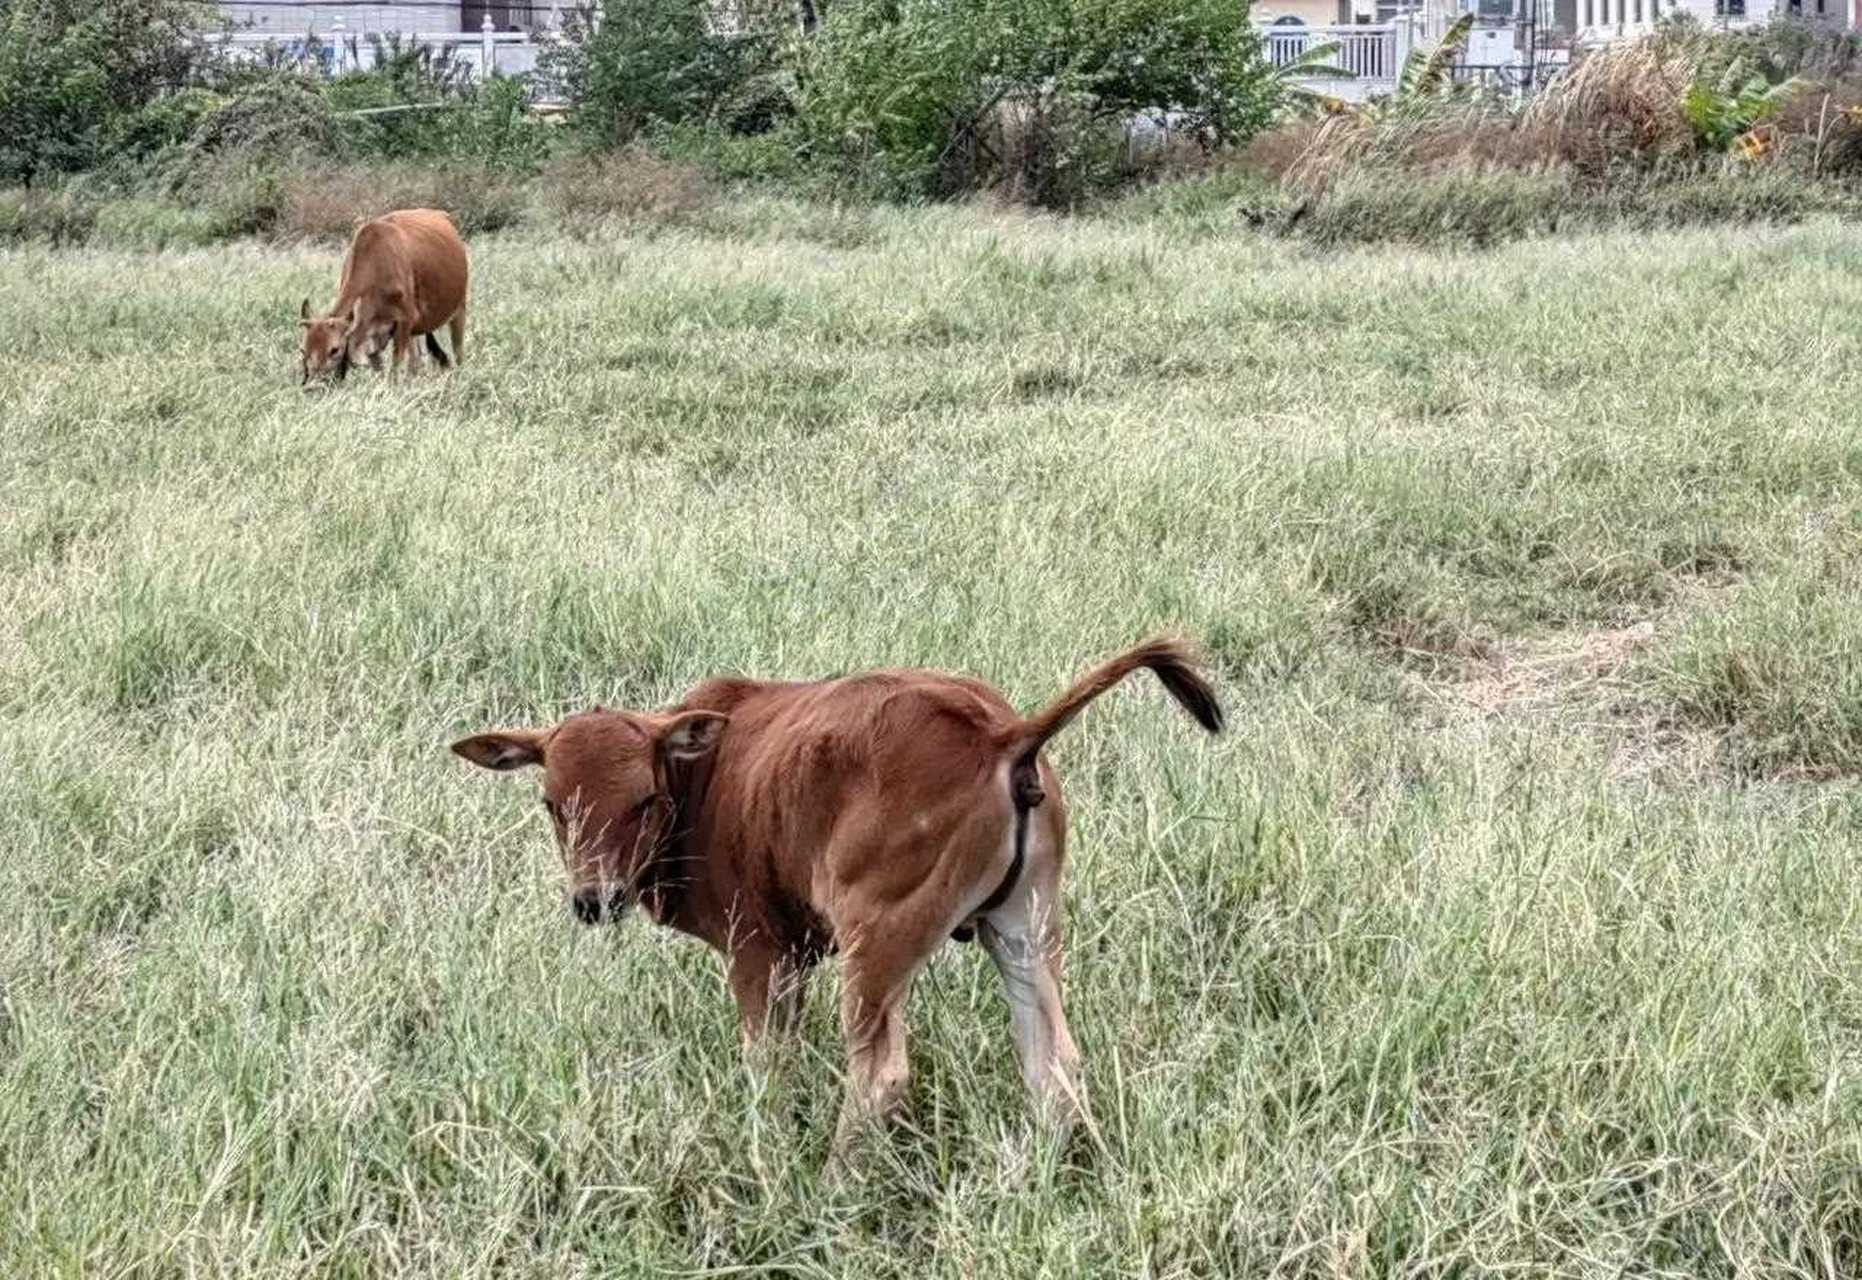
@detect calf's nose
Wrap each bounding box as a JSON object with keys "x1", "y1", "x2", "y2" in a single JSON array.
[{"x1": 571, "y1": 890, "x2": 604, "y2": 926}]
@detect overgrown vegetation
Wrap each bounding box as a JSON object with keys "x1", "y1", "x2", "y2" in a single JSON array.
[
  {"x1": 1215, "y1": 16, "x2": 1862, "y2": 245},
  {"x1": 0, "y1": 0, "x2": 213, "y2": 183},
  {"x1": 18, "y1": 0, "x2": 1862, "y2": 239}
]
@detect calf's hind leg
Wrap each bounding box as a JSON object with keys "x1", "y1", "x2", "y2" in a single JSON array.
[
  {"x1": 829, "y1": 903, "x2": 951, "y2": 1155},
  {"x1": 978, "y1": 821, "x2": 1085, "y2": 1131}
]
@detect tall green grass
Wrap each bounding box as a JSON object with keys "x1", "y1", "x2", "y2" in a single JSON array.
[{"x1": 3, "y1": 207, "x2": 1862, "y2": 1276}]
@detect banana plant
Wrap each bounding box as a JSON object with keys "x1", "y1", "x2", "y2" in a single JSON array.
[
  {"x1": 1269, "y1": 40, "x2": 1359, "y2": 116},
  {"x1": 1319, "y1": 13, "x2": 1475, "y2": 121},
  {"x1": 1682, "y1": 56, "x2": 1805, "y2": 153},
  {"x1": 1395, "y1": 12, "x2": 1475, "y2": 101}
]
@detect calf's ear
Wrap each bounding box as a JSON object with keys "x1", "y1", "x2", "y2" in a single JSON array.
[
  {"x1": 452, "y1": 729, "x2": 548, "y2": 771},
  {"x1": 658, "y1": 711, "x2": 729, "y2": 763},
  {"x1": 299, "y1": 297, "x2": 312, "y2": 327}
]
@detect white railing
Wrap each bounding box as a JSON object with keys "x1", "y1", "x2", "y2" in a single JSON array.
[
  {"x1": 1267, "y1": 23, "x2": 1404, "y2": 81},
  {"x1": 210, "y1": 17, "x2": 545, "y2": 80},
  {"x1": 1261, "y1": 21, "x2": 1418, "y2": 98}
]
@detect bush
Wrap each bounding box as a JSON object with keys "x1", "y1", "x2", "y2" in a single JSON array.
[
  {"x1": 542, "y1": 0, "x2": 774, "y2": 146},
  {"x1": 651, "y1": 120, "x2": 822, "y2": 186},
  {"x1": 433, "y1": 76, "x2": 553, "y2": 171},
  {"x1": 162, "y1": 75, "x2": 346, "y2": 186},
  {"x1": 90, "y1": 196, "x2": 222, "y2": 248},
  {"x1": 1758, "y1": 75, "x2": 1862, "y2": 178},
  {"x1": 0, "y1": 184, "x2": 99, "y2": 244},
  {"x1": 0, "y1": 0, "x2": 216, "y2": 183},
  {"x1": 1719, "y1": 14, "x2": 1862, "y2": 81},
  {"x1": 792, "y1": 0, "x2": 1276, "y2": 204},
  {"x1": 542, "y1": 147, "x2": 715, "y2": 232},
  {"x1": 268, "y1": 162, "x2": 529, "y2": 241},
  {"x1": 1291, "y1": 165, "x2": 1577, "y2": 248},
  {"x1": 104, "y1": 87, "x2": 227, "y2": 163}
]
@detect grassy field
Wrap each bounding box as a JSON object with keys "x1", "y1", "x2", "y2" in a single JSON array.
[{"x1": 5, "y1": 200, "x2": 1862, "y2": 1277}]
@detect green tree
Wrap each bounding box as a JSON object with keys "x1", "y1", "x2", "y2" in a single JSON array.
[
  {"x1": 793, "y1": 0, "x2": 1276, "y2": 201},
  {"x1": 0, "y1": 0, "x2": 213, "y2": 182}
]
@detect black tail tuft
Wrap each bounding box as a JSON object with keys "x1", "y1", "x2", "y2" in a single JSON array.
[
  {"x1": 424, "y1": 332, "x2": 452, "y2": 369},
  {"x1": 1152, "y1": 654, "x2": 1224, "y2": 735}
]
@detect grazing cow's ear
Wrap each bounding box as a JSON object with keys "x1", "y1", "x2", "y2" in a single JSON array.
[
  {"x1": 658, "y1": 711, "x2": 729, "y2": 762},
  {"x1": 452, "y1": 730, "x2": 547, "y2": 771}
]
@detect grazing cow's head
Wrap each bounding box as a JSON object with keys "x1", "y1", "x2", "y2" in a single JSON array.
[
  {"x1": 298, "y1": 298, "x2": 357, "y2": 384},
  {"x1": 452, "y1": 709, "x2": 729, "y2": 926}
]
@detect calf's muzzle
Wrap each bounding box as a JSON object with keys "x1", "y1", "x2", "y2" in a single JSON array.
[{"x1": 571, "y1": 887, "x2": 627, "y2": 926}]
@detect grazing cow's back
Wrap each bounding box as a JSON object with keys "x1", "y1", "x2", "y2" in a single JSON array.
[
  {"x1": 452, "y1": 637, "x2": 1223, "y2": 1157},
  {"x1": 299, "y1": 208, "x2": 468, "y2": 382}
]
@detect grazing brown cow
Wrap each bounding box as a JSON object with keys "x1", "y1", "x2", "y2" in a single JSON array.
[
  {"x1": 298, "y1": 208, "x2": 468, "y2": 383},
  {"x1": 451, "y1": 637, "x2": 1222, "y2": 1148}
]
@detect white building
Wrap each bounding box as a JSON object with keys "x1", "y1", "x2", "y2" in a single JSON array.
[
  {"x1": 1557, "y1": 0, "x2": 1848, "y2": 43},
  {"x1": 217, "y1": 1, "x2": 554, "y2": 37}
]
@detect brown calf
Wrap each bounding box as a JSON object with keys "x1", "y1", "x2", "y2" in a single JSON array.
[
  {"x1": 452, "y1": 637, "x2": 1222, "y2": 1146},
  {"x1": 299, "y1": 208, "x2": 468, "y2": 383}
]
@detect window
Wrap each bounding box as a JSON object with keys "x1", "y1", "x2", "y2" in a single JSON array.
[{"x1": 1715, "y1": 0, "x2": 1745, "y2": 15}]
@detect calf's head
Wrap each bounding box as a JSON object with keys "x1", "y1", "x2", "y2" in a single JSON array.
[
  {"x1": 298, "y1": 298, "x2": 357, "y2": 384},
  {"x1": 452, "y1": 709, "x2": 728, "y2": 925}
]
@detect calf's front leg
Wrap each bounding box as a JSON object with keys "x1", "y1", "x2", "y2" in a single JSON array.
[{"x1": 729, "y1": 949, "x2": 811, "y2": 1050}]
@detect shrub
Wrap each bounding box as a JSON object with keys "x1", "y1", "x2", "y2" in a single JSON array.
[
  {"x1": 90, "y1": 196, "x2": 222, "y2": 248},
  {"x1": 1625, "y1": 165, "x2": 1841, "y2": 227},
  {"x1": 431, "y1": 77, "x2": 553, "y2": 172},
  {"x1": 792, "y1": 0, "x2": 1276, "y2": 204},
  {"x1": 1719, "y1": 14, "x2": 1862, "y2": 81},
  {"x1": 542, "y1": 147, "x2": 715, "y2": 233},
  {"x1": 269, "y1": 162, "x2": 529, "y2": 241},
  {"x1": 1291, "y1": 165, "x2": 1577, "y2": 248},
  {"x1": 1761, "y1": 77, "x2": 1862, "y2": 177},
  {"x1": 0, "y1": 184, "x2": 99, "y2": 244},
  {"x1": 0, "y1": 0, "x2": 216, "y2": 183},
  {"x1": 651, "y1": 120, "x2": 821, "y2": 186},
  {"x1": 104, "y1": 87, "x2": 227, "y2": 163},
  {"x1": 249, "y1": 35, "x2": 553, "y2": 172},
  {"x1": 542, "y1": 0, "x2": 773, "y2": 146},
  {"x1": 162, "y1": 75, "x2": 347, "y2": 185}
]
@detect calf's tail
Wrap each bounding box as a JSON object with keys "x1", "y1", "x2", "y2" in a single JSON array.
[{"x1": 998, "y1": 636, "x2": 1223, "y2": 777}]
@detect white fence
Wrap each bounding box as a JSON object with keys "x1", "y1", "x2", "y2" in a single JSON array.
[
  {"x1": 211, "y1": 18, "x2": 544, "y2": 81},
  {"x1": 1263, "y1": 21, "x2": 1415, "y2": 99},
  {"x1": 1266, "y1": 23, "x2": 1406, "y2": 81}
]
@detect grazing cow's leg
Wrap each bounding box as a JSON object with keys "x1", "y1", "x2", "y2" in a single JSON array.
[
  {"x1": 834, "y1": 969, "x2": 911, "y2": 1152},
  {"x1": 979, "y1": 851, "x2": 1085, "y2": 1131},
  {"x1": 391, "y1": 318, "x2": 413, "y2": 377},
  {"x1": 730, "y1": 948, "x2": 811, "y2": 1048},
  {"x1": 448, "y1": 309, "x2": 466, "y2": 369},
  {"x1": 767, "y1": 957, "x2": 810, "y2": 1039}
]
